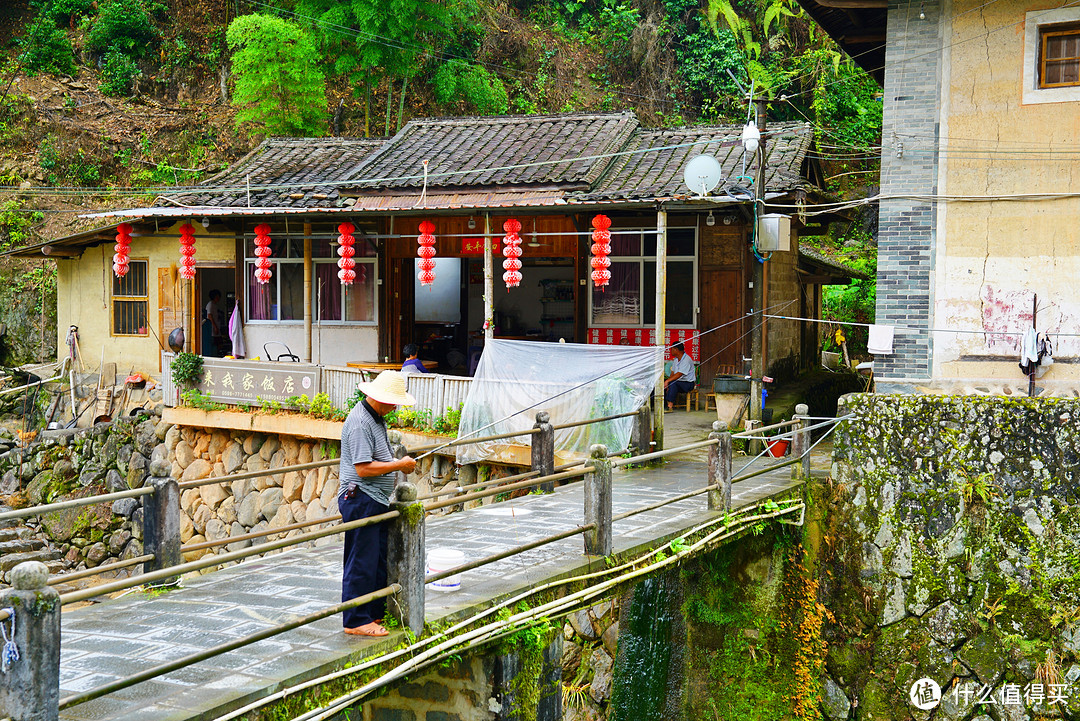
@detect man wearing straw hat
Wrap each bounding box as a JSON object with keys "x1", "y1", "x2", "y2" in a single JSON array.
[{"x1": 338, "y1": 370, "x2": 417, "y2": 637}]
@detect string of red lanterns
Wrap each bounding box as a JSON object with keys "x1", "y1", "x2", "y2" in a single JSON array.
[
  {"x1": 112, "y1": 222, "x2": 132, "y2": 278},
  {"x1": 253, "y1": 223, "x2": 273, "y2": 285},
  {"x1": 178, "y1": 222, "x2": 197, "y2": 280},
  {"x1": 502, "y1": 218, "x2": 522, "y2": 290},
  {"x1": 590, "y1": 214, "x2": 612, "y2": 290},
  {"x1": 337, "y1": 222, "x2": 356, "y2": 285},
  {"x1": 417, "y1": 220, "x2": 436, "y2": 287}
]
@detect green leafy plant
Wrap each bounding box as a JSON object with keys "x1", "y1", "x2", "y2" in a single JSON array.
[
  {"x1": 169, "y1": 352, "x2": 203, "y2": 389},
  {"x1": 18, "y1": 17, "x2": 77, "y2": 76},
  {"x1": 87, "y1": 0, "x2": 158, "y2": 57},
  {"x1": 433, "y1": 61, "x2": 509, "y2": 115},
  {"x1": 100, "y1": 49, "x2": 140, "y2": 96},
  {"x1": 226, "y1": 14, "x2": 328, "y2": 136},
  {"x1": 180, "y1": 388, "x2": 227, "y2": 411}
]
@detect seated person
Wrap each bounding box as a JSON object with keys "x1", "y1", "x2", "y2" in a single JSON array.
[
  {"x1": 400, "y1": 344, "x2": 428, "y2": 375},
  {"x1": 663, "y1": 342, "x2": 695, "y2": 411}
]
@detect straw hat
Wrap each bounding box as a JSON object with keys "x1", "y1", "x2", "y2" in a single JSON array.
[{"x1": 358, "y1": 370, "x2": 415, "y2": 406}]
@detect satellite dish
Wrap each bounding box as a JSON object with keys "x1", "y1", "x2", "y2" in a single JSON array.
[{"x1": 683, "y1": 154, "x2": 723, "y2": 197}]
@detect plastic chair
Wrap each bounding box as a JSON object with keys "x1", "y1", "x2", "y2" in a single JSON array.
[{"x1": 263, "y1": 342, "x2": 300, "y2": 362}]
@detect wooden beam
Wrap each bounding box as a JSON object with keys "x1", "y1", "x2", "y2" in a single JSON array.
[
  {"x1": 800, "y1": 275, "x2": 850, "y2": 285},
  {"x1": 41, "y1": 246, "x2": 82, "y2": 257},
  {"x1": 841, "y1": 33, "x2": 887, "y2": 43}
]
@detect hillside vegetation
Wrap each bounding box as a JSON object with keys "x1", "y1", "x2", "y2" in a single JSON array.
[{"x1": 0, "y1": 0, "x2": 880, "y2": 364}]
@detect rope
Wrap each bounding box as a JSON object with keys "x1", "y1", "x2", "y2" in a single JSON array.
[{"x1": 0, "y1": 607, "x2": 18, "y2": 673}]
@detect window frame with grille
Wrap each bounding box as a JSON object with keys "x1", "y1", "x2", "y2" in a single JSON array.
[
  {"x1": 1023, "y1": 8, "x2": 1080, "y2": 104},
  {"x1": 111, "y1": 258, "x2": 149, "y2": 337}
]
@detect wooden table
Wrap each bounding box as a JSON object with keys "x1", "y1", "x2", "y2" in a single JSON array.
[{"x1": 346, "y1": 360, "x2": 438, "y2": 372}]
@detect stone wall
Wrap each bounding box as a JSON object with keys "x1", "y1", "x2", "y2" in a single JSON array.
[
  {"x1": 826, "y1": 393, "x2": 1080, "y2": 719},
  {"x1": 0, "y1": 410, "x2": 166, "y2": 584},
  {"x1": 560, "y1": 599, "x2": 620, "y2": 720}
]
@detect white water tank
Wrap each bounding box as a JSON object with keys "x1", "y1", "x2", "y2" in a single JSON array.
[{"x1": 756, "y1": 214, "x2": 791, "y2": 252}]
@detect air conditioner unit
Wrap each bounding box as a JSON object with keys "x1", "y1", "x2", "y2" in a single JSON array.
[{"x1": 756, "y1": 214, "x2": 791, "y2": 252}]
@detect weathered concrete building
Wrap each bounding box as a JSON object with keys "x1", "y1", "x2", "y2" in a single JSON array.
[{"x1": 801, "y1": 0, "x2": 1080, "y2": 394}]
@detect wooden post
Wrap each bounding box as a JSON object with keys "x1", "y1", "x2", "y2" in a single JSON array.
[
  {"x1": 532, "y1": 411, "x2": 555, "y2": 493},
  {"x1": 484, "y1": 213, "x2": 494, "y2": 343},
  {"x1": 143, "y1": 460, "x2": 181, "y2": 578},
  {"x1": 583, "y1": 444, "x2": 612, "y2": 556},
  {"x1": 0, "y1": 562, "x2": 60, "y2": 721},
  {"x1": 303, "y1": 223, "x2": 313, "y2": 363},
  {"x1": 653, "y1": 208, "x2": 667, "y2": 451},
  {"x1": 750, "y1": 98, "x2": 768, "y2": 457},
  {"x1": 707, "y1": 421, "x2": 731, "y2": 511},
  {"x1": 792, "y1": 403, "x2": 810, "y2": 481}
]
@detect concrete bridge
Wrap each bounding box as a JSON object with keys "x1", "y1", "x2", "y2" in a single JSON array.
[{"x1": 0, "y1": 409, "x2": 829, "y2": 721}]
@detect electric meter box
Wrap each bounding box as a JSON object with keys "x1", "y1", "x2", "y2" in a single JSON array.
[{"x1": 756, "y1": 214, "x2": 791, "y2": 252}]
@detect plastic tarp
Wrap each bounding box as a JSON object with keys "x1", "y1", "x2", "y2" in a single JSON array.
[{"x1": 455, "y1": 339, "x2": 664, "y2": 465}]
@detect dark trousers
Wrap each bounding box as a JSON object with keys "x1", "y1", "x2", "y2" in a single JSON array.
[
  {"x1": 664, "y1": 379, "x2": 695, "y2": 405},
  {"x1": 339, "y1": 490, "x2": 389, "y2": 628}
]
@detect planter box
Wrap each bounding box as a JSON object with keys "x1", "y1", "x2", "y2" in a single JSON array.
[
  {"x1": 395, "y1": 429, "x2": 584, "y2": 468},
  {"x1": 163, "y1": 407, "x2": 343, "y2": 441}
]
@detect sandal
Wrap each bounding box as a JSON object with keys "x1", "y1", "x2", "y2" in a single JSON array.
[{"x1": 344, "y1": 622, "x2": 389, "y2": 637}]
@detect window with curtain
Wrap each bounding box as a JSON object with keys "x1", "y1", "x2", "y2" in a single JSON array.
[
  {"x1": 1040, "y1": 24, "x2": 1080, "y2": 87},
  {"x1": 245, "y1": 225, "x2": 377, "y2": 324},
  {"x1": 112, "y1": 259, "x2": 148, "y2": 336},
  {"x1": 589, "y1": 227, "x2": 697, "y2": 327}
]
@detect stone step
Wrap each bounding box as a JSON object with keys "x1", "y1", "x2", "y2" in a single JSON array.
[
  {"x1": 0, "y1": 548, "x2": 62, "y2": 574},
  {"x1": 0, "y1": 527, "x2": 27, "y2": 543},
  {"x1": 0, "y1": 538, "x2": 45, "y2": 555}
]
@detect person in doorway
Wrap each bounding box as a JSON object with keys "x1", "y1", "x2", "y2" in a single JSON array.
[
  {"x1": 663, "y1": 342, "x2": 696, "y2": 412},
  {"x1": 400, "y1": 344, "x2": 428, "y2": 375},
  {"x1": 339, "y1": 371, "x2": 417, "y2": 637},
  {"x1": 205, "y1": 289, "x2": 224, "y2": 356}
]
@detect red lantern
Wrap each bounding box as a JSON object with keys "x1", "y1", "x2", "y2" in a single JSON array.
[
  {"x1": 417, "y1": 220, "x2": 436, "y2": 287},
  {"x1": 179, "y1": 222, "x2": 197, "y2": 280},
  {"x1": 113, "y1": 222, "x2": 132, "y2": 278},
  {"x1": 590, "y1": 214, "x2": 612, "y2": 290},
  {"x1": 253, "y1": 223, "x2": 273, "y2": 285},
  {"x1": 337, "y1": 222, "x2": 356, "y2": 285},
  {"x1": 502, "y1": 218, "x2": 523, "y2": 290}
]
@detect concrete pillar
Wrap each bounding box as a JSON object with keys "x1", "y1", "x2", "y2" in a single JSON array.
[
  {"x1": 652, "y1": 209, "x2": 667, "y2": 452},
  {"x1": 532, "y1": 411, "x2": 555, "y2": 493},
  {"x1": 630, "y1": 404, "x2": 652, "y2": 456},
  {"x1": 388, "y1": 429, "x2": 408, "y2": 486},
  {"x1": 707, "y1": 421, "x2": 732, "y2": 512},
  {"x1": 792, "y1": 403, "x2": 810, "y2": 481},
  {"x1": 584, "y1": 444, "x2": 612, "y2": 556},
  {"x1": 387, "y1": 481, "x2": 426, "y2": 636},
  {"x1": 0, "y1": 561, "x2": 60, "y2": 721},
  {"x1": 143, "y1": 461, "x2": 180, "y2": 576}
]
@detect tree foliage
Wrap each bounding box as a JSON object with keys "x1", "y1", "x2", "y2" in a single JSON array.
[
  {"x1": 226, "y1": 14, "x2": 328, "y2": 137},
  {"x1": 87, "y1": 0, "x2": 159, "y2": 57},
  {"x1": 433, "y1": 61, "x2": 509, "y2": 115},
  {"x1": 18, "y1": 17, "x2": 76, "y2": 76}
]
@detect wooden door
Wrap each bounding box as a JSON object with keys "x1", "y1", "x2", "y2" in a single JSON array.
[
  {"x1": 158, "y1": 267, "x2": 184, "y2": 370},
  {"x1": 388, "y1": 258, "x2": 414, "y2": 362},
  {"x1": 698, "y1": 267, "x2": 743, "y2": 388}
]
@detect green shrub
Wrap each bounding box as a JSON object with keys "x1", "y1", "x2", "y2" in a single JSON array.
[
  {"x1": 100, "y1": 49, "x2": 140, "y2": 96},
  {"x1": 18, "y1": 17, "x2": 76, "y2": 76},
  {"x1": 433, "y1": 61, "x2": 509, "y2": 115},
  {"x1": 32, "y1": 0, "x2": 94, "y2": 26},
  {"x1": 87, "y1": 0, "x2": 157, "y2": 56}
]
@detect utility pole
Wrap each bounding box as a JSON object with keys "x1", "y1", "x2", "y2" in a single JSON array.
[{"x1": 749, "y1": 99, "x2": 767, "y2": 455}]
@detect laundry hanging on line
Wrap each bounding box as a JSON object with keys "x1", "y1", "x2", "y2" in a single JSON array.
[{"x1": 867, "y1": 324, "x2": 895, "y2": 355}]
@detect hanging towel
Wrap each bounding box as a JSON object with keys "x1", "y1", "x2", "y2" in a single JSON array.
[
  {"x1": 867, "y1": 324, "x2": 895, "y2": 355},
  {"x1": 1018, "y1": 327, "x2": 1039, "y2": 374},
  {"x1": 229, "y1": 305, "x2": 247, "y2": 359},
  {"x1": 1035, "y1": 333, "x2": 1054, "y2": 378}
]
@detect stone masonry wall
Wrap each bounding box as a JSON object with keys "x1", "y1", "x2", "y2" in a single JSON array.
[
  {"x1": 874, "y1": 0, "x2": 942, "y2": 388},
  {"x1": 825, "y1": 393, "x2": 1080, "y2": 719}
]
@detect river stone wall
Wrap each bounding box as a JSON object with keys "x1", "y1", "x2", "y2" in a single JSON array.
[
  {"x1": 827, "y1": 393, "x2": 1080, "y2": 720},
  {"x1": 0, "y1": 410, "x2": 166, "y2": 583}
]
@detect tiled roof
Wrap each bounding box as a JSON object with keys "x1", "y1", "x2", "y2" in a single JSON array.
[
  {"x1": 577, "y1": 120, "x2": 812, "y2": 201},
  {"x1": 170, "y1": 137, "x2": 385, "y2": 208},
  {"x1": 344, "y1": 112, "x2": 639, "y2": 190}
]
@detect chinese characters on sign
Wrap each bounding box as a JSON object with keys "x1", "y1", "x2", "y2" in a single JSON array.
[
  {"x1": 198, "y1": 359, "x2": 319, "y2": 407},
  {"x1": 461, "y1": 237, "x2": 498, "y2": 255},
  {"x1": 910, "y1": 678, "x2": 1074, "y2": 712}
]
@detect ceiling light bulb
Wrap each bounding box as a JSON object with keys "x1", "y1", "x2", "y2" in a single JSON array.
[
  {"x1": 706, "y1": 211, "x2": 716, "y2": 227},
  {"x1": 723, "y1": 214, "x2": 734, "y2": 225},
  {"x1": 741, "y1": 121, "x2": 760, "y2": 155},
  {"x1": 467, "y1": 217, "x2": 476, "y2": 230}
]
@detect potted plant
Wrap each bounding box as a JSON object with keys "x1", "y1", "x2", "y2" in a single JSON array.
[{"x1": 169, "y1": 352, "x2": 204, "y2": 404}]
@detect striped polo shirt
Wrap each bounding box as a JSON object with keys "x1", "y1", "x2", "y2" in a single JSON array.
[{"x1": 338, "y1": 400, "x2": 396, "y2": 506}]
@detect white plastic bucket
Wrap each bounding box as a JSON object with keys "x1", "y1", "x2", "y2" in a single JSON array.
[{"x1": 426, "y1": 548, "x2": 465, "y2": 592}]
